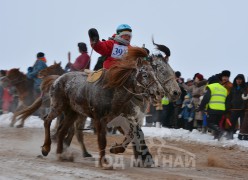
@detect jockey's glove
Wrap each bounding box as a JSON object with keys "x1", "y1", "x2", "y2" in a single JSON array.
[
  {"x1": 27, "y1": 67, "x2": 33, "y2": 72},
  {"x1": 88, "y1": 28, "x2": 99, "y2": 43}
]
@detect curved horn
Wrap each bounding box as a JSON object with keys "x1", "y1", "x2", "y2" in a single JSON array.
[{"x1": 152, "y1": 36, "x2": 171, "y2": 57}]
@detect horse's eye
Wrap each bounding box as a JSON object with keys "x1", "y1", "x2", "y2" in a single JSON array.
[
  {"x1": 142, "y1": 72, "x2": 148, "y2": 78},
  {"x1": 139, "y1": 67, "x2": 146, "y2": 72}
]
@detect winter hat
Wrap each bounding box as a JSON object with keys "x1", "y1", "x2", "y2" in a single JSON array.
[
  {"x1": 184, "y1": 95, "x2": 190, "y2": 99},
  {"x1": 0, "y1": 70, "x2": 6, "y2": 76},
  {"x1": 37, "y1": 52, "x2": 45, "y2": 58},
  {"x1": 193, "y1": 73, "x2": 200, "y2": 80},
  {"x1": 78, "y1": 42, "x2": 87, "y2": 52},
  {"x1": 221, "y1": 70, "x2": 231, "y2": 77},
  {"x1": 235, "y1": 74, "x2": 245, "y2": 80},
  {"x1": 195, "y1": 73, "x2": 204, "y2": 81},
  {"x1": 208, "y1": 74, "x2": 220, "y2": 84},
  {"x1": 175, "y1": 71, "x2": 181, "y2": 78}
]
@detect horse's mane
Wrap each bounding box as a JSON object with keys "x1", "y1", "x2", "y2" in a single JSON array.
[
  {"x1": 41, "y1": 75, "x2": 60, "y2": 93},
  {"x1": 105, "y1": 47, "x2": 148, "y2": 88}
]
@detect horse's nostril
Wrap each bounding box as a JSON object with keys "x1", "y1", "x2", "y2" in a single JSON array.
[{"x1": 173, "y1": 91, "x2": 178, "y2": 96}]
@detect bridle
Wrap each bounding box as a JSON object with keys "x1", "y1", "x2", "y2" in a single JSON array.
[{"x1": 123, "y1": 67, "x2": 158, "y2": 97}]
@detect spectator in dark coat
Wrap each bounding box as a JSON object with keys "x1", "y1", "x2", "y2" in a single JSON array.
[
  {"x1": 226, "y1": 74, "x2": 247, "y2": 139},
  {"x1": 172, "y1": 71, "x2": 187, "y2": 128}
]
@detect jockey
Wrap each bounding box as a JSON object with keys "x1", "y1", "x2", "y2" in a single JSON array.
[
  {"x1": 88, "y1": 24, "x2": 132, "y2": 69},
  {"x1": 65, "y1": 42, "x2": 91, "y2": 71},
  {"x1": 27, "y1": 52, "x2": 47, "y2": 96}
]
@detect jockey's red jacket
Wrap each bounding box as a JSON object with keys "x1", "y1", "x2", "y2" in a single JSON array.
[{"x1": 91, "y1": 40, "x2": 129, "y2": 69}]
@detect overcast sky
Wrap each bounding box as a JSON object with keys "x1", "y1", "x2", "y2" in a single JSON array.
[{"x1": 1, "y1": 0, "x2": 248, "y2": 81}]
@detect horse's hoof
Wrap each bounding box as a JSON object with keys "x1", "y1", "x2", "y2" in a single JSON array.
[
  {"x1": 110, "y1": 145, "x2": 125, "y2": 154},
  {"x1": 101, "y1": 165, "x2": 113, "y2": 170},
  {"x1": 57, "y1": 153, "x2": 74, "y2": 162},
  {"x1": 41, "y1": 147, "x2": 49, "y2": 156},
  {"x1": 83, "y1": 152, "x2": 92, "y2": 158},
  {"x1": 16, "y1": 124, "x2": 24, "y2": 128}
]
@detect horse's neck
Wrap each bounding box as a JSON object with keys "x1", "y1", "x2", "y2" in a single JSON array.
[
  {"x1": 110, "y1": 80, "x2": 137, "y2": 113},
  {"x1": 130, "y1": 96, "x2": 149, "y2": 113},
  {"x1": 14, "y1": 77, "x2": 33, "y2": 94},
  {"x1": 52, "y1": 68, "x2": 65, "y2": 75}
]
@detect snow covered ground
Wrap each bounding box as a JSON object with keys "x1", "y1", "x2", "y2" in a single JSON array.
[{"x1": 1, "y1": 112, "x2": 248, "y2": 151}]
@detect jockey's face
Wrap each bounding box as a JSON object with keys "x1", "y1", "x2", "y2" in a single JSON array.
[
  {"x1": 121, "y1": 34, "x2": 131, "y2": 42},
  {"x1": 221, "y1": 76, "x2": 229, "y2": 83}
]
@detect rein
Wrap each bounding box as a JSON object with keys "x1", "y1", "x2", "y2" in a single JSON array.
[
  {"x1": 123, "y1": 78, "x2": 156, "y2": 97},
  {"x1": 161, "y1": 75, "x2": 175, "y2": 84},
  {"x1": 123, "y1": 86, "x2": 146, "y2": 96}
]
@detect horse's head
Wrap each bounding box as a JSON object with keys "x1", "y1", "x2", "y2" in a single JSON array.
[
  {"x1": 134, "y1": 58, "x2": 165, "y2": 103},
  {"x1": 38, "y1": 61, "x2": 65, "y2": 78},
  {"x1": 6, "y1": 68, "x2": 25, "y2": 84},
  {"x1": 7, "y1": 68, "x2": 21, "y2": 78},
  {"x1": 150, "y1": 40, "x2": 181, "y2": 102}
]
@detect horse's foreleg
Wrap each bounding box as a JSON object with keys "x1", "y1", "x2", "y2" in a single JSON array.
[
  {"x1": 132, "y1": 125, "x2": 153, "y2": 167},
  {"x1": 51, "y1": 114, "x2": 64, "y2": 142},
  {"x1": 110, "y1": 127, "x2": 129, "y2": 154},
  {"x1": 56, "y1": 110, "x2": 76, "y2": 161},
  {"x1": 74, "y1": 116, "x2": 92, "y2": 157},
  {"x1": 41, "y1": 108, "x2": 59, "y2": 156},
  {"x1": 95, "y1": 119, "x2": 111, "y2": 169},
  {"x1": 63, "y1": 124, "x2": 75, "y2": 147}
]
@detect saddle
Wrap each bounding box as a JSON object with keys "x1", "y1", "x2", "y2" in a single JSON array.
[{"x1": 85, "y1": 69, "x2": 103, "y2": 83}]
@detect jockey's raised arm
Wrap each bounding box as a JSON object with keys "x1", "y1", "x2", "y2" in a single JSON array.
[{"x1": 88, "y1": 24, "x2": 132, "y2": 69}]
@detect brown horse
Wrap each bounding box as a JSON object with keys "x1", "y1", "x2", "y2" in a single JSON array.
[
  {"x1": 14, "y1": 62, "x2": 93, "y2": 157},
  {"x1": 41, "y1": 47, "x2": 165, "y2": 168},
  {"x1": 12, "y1": 62, "x2": 65, "y2": 128},
  {"x1": 38, "y1": 61, "x2": 65, "y2": 78},
  {"x1": 5, "y1": 68, "x2": 36, "y2": 127}
]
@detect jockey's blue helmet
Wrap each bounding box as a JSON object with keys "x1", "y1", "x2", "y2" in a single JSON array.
[{"x1": 116, "y1": 24, "x2": 132, "y2": 34}]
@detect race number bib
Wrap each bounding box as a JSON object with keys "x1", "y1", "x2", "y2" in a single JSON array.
[{"x1": 111, "y1": 44, "x2": 128, "y2": 59}]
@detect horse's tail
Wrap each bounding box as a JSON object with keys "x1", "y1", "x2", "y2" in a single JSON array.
[
  {"x1": 14, "y1": 96, "x2": 43, "y2": 121},
  {"x1": 15, "y1": 75, "x2": 60, "y2": 122}
]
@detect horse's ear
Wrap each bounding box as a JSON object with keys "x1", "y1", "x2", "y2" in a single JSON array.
[
  {"x1": 164, "y1": 56, "x2": 169, "y2": 62},
  {"x1": 58, "y1": 61, "x2": 61, "y2": 66},
  {"x1": 54, "y1": 60, "x2": 57, "y2": 65}
]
